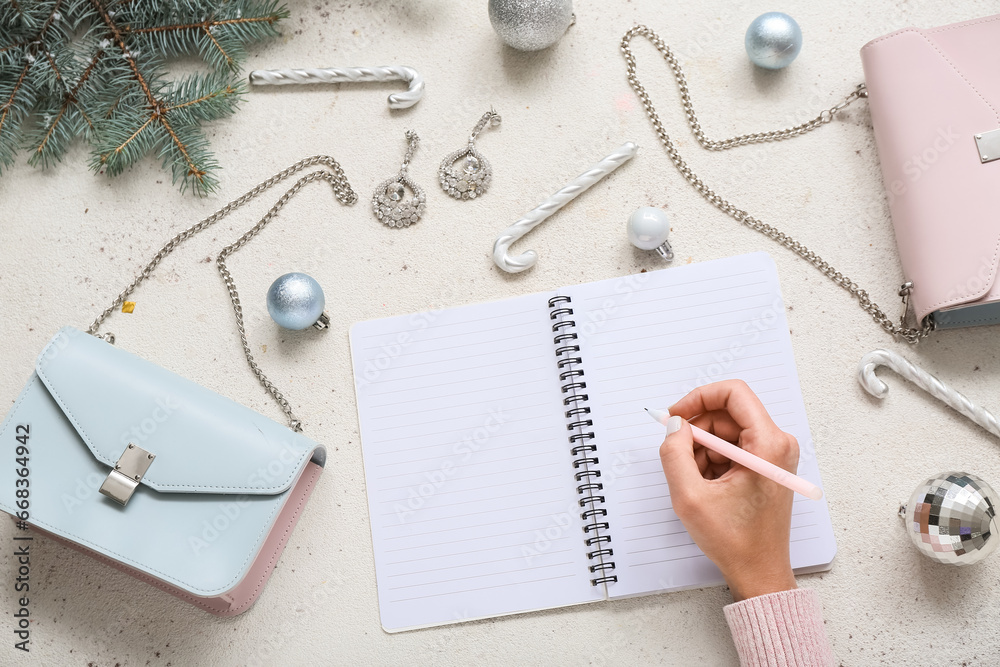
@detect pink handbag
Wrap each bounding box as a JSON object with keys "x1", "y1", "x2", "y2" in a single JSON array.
[
  {"x1": 862, "y1": 14, "x2": 1000, "y2": 329},
  {"x1": 621, "y1": 16, "x2": 1000, "y2": 340}
]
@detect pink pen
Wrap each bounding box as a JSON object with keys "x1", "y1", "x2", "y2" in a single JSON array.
[{"x1": 645, "y1": 408, "x2": 824, "y2": 501}]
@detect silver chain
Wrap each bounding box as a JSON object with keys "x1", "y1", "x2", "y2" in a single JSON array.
[
  {"x1": 621, "y1": 25, "x2": 933, "y2": 344},
  {"x1": 87, "y1": 155, "x2": 358, "y2": 431}
]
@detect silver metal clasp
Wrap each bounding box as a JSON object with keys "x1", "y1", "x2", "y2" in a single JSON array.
[
  {"x1": 974, "y1": 129, "x2": 1000, "y2": 164},
  {"x1": 312, "y1": 312, "x2": 331, "y2": 330},
  {"x1": 898, "y1": 281, "x2": 914, "y2": 330},
  {"x1": 99, "y1": 443, "x2": 155, "y2": 506},
  {"x1": 655, "y1": 239, "x2": 674, "y2": 262}
]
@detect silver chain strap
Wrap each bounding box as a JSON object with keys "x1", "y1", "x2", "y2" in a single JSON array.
[
  {"x1": 87, "y1": 155, "x2": 358, "y2": 432},
  {"x1": 621, "y1": 25, "x2": 933, "y2": 344}
]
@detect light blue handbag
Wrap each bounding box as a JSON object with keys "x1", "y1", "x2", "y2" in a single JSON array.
[
  {"x1": 0, "y1": 156, "x2": 356, "y2": 615},
  {"x1": 0, "y1": 327, "x2": 325, "y2": 615}
]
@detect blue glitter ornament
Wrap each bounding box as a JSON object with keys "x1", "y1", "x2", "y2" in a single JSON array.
[
  {"x1": 266, "y1": 273, "x2": 328, "y2": 331},
  {"x1": 745, "y1": 12, "x2": 802, "y2": 70}
]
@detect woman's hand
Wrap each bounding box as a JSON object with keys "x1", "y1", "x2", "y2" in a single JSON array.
[{"x1": 658, "y1": 379, "x2": 800, "y2": 601}]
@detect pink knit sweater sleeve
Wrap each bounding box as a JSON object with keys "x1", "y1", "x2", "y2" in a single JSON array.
[{"x1": 723, "y1": 588, "x2": 834, "y2": 667}]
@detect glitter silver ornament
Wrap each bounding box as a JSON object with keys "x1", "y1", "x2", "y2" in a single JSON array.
[
  {"x1": 745, "y1": 12, "x2": 802, "y2": 70},
  {"x1": 900, "y1": 472, "x2": 999, "y2": 566},
  {"x1": 488, "y1": 0, "x2": 574, "y2": 52},
  {"x1": 266, "y1": 272, "x2": 328, "y2": 331}
]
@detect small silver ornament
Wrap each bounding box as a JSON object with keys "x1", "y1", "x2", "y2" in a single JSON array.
[
  {"x1": 899, "y1": 471, "x2": 999, "y2": 566},
  {"x1": 745, "y1": 12, "x2": 802, "y2": 70},
  {"x1": 488, "y1": 0, "x2": 574, "y2": 52},
  {"x1": 266, "y1": 273, "x2": 329, "y2": 331},
  {"x1": 627, "y1": 207, "x2": 673, "y2": 261}
]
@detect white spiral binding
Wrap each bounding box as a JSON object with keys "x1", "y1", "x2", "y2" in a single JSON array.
[
  {"x1": 857, "y1": 349, "x2": 1000, "y2": 438},
  {"x1": 492, "y1": 142, "x2": 638, "y2": 273},
  {"x1": 248, "y1": 65, "x2": 425, "y2": 109}
]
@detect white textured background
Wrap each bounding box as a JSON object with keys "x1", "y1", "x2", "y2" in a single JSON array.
[{"x1": 2, "y1": 0, "x2": 1000, "y2": 664}]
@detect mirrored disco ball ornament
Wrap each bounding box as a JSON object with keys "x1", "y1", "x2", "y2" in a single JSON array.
[
  {"x1": 266, "y1": 273, "x2": 330, "y2": 331},
  {"x1": 745, "y1": 12, "x2": 802, "y2": 70},
  {"x1": 899, "y1": 472, "x2": 999, "y2": 565}
]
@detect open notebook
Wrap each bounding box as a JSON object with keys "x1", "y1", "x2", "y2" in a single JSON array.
[{"x1": 350, "y1": 252, "x2": 836, "y2": 632}]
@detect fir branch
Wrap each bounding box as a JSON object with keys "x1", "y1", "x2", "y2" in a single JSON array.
[
  {"x1": 25, "y1": 101, "x2": 83, "y2": 167},
  {"x1": 155, "y1": 116, "x2": 217, "y2": 194},
  {"x1": 0, "y1": 59, "x2": 33, "y2": 168},
  {"x1": 41, "y1": 48, "x2": 62, "y2": 83},
  {"x1": 88, "y1": 0, "x2": 207, "y2": 189},
  {"x1": 89, "y1": 0, "x2": 155, "y2": 107},
  {"x1": 111, "y1": 114, "x2": 153, "y2": 157},
  {"x1": 1, "y1": 0, "x2": 63, "y2": 168},
  {"x1": 0, "y1": 41, "x2": 28, "y2": 56},
  {"x1": 92, "y1": 106, "x2": 159, "y2": 175},
  {"x1": 165, "y1": 71, "x2": 242, "y2": 118},
  {"x1": 128, "y1": 15, "x2": 283, "y2": 35},
  {"x1": 0, "y1": 0, "x2": 287, "y2": 194},
  {"x1": 0, "y1": 61, "x2": 30, "y2": 133},
  {"x1": 35, "y1": 104, "x2": 66, "y2": 152},
  {"x1": 70, "y1": 48, "x2": 102, "y2": 100},
  {"x1": 124, "y1": 1, "x2": 286, "y2": 74},
  {"x1": 35, "y1": 0, "x2": 65, "y2": 42},
  {"x1": 201, "y1": 22, "x2": 234, "y2": 69},
  {"x1": 4, "y1": 0, "x2": 25, "y2": 24}
]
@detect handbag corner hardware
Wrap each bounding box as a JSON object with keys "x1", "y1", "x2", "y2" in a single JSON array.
[
  {"x1": 974, "y1": 129, "x2": 1000, "y2": 164},
  {"x1": 99, "y1": 443, "x2": 155, "y2": 506}
]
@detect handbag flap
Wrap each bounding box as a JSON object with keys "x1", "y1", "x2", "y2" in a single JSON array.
[
  {"x1": 860, "y1": 15, "x2": 1000, "y2": 321},
  {"x1": 34, "y1": 327, "x2": 323, "y2": 495}
]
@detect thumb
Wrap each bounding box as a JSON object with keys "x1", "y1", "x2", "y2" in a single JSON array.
[{"x1": 658, "y1": 416, "x2": 705, "y2": 501}]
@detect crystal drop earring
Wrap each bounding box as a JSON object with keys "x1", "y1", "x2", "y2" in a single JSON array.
[
  {"x1": 373, "y1": 130, "x2": 426, "y2": 228},
  {"x1": 439, "y1": 109, "x2": 501, "y2": 200}
]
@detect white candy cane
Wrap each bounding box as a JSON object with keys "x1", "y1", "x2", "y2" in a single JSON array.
[
  {"x1": 857, "y1": 349, "x2": 1000, "y2": 438},
  {"x1": 492, "y1": 142, "x2": 638, "y2": 273},
  {"x1": 248, "y1": 65, "x2": 425, "y2": 109}
]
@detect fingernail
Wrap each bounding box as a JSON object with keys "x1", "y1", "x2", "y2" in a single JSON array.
[{"x1": 665, "y1": 415, "x2": 682, "y2": 435}]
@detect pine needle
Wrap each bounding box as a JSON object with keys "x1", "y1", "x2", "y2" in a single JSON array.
[{"x1": 0, "y1": 0, "x2": 287, "y2": 194}]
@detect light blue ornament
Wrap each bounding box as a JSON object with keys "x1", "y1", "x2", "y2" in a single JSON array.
[
  {"x1": 745, "y1": 12, "x2": 802, "y2": 70},
  {"x1": 266, "y1": 273, "x2": 328, "y2": 331}
]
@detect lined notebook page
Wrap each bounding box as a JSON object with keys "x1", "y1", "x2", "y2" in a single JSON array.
[
  {"x1": 350, "y1": 293, "x2": 604, "y2": 632},
  {"x1": 565, "y1": 252, "x2": 836, "y2": 599}
]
